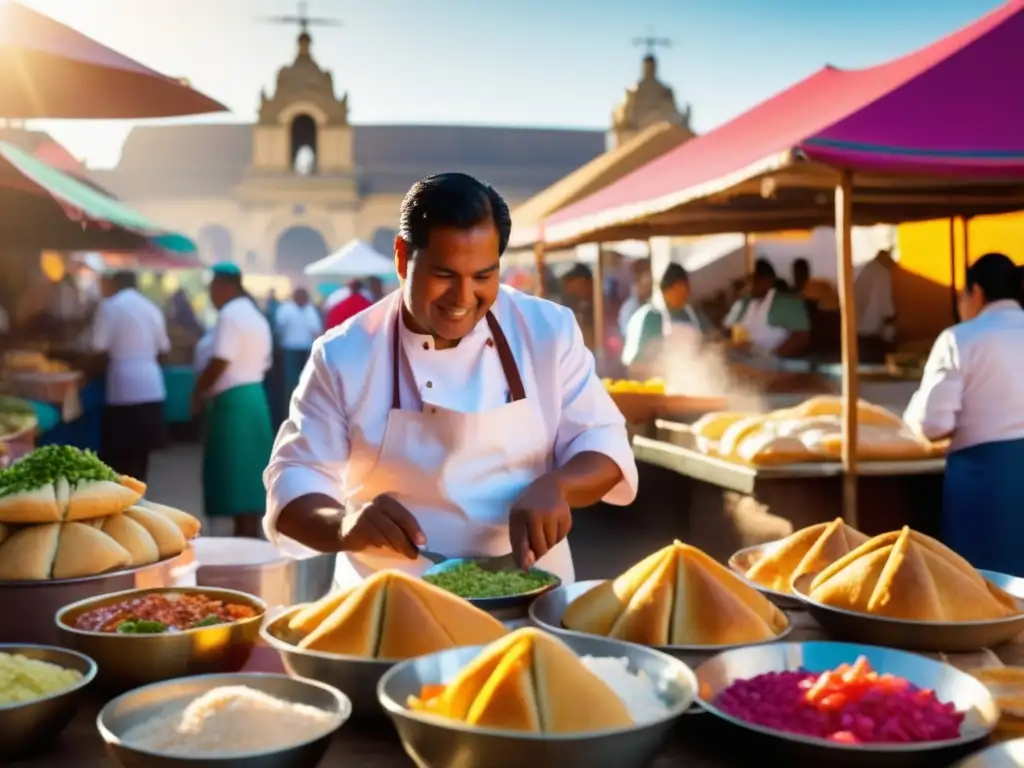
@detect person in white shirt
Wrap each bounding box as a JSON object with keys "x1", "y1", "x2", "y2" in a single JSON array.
[
  {"x1": 904, "y1": 252, "x2": 1024, "y2": 576},
  {"x1": 192, "y1": 263, "x2": 274, "y2": 538},
  {"x1": 854, "y1": 249, "x2": 897, "y2": 362},
  {"x1": 91, "y1": 270, "x2": 171, "y2": 482},
  {"x1": 272, "y1": 287, "x2": 324, "y2": 428},
  {"x1": 264, "y1": 173, "x2": 638, "y2": 589}
]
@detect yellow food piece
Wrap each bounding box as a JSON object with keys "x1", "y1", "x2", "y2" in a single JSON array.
[
  {"x1": 603, "y1": 378, "x2": 666, "y2": 395},
  {"x1": 0, "y1": 652, "x2": 83, "y2": 704}
]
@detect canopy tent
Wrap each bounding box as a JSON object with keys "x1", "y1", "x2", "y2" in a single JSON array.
[
  {"x1": 541, "y1": 0, "x2": 1024, "y2": 248},
  {"x1": 535, "y1": 0, "x2": 1024, "y2": 524},
  {"x1": 0, "y1": 1, "x2": 225, "y2": 119},
  {"x1": 304, "y1": 239, "x2": 393, "y2": 278},
  {"x1": 508, "y1": 122, "x2": 692, "y2": 250},
  {"x1": 0, "y1": 141, "x2": 197, "y2": 255}
]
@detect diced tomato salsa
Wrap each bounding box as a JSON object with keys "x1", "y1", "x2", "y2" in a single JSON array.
[{"x1": 74, "y1": 592, "x2": 257, "y2": 633}]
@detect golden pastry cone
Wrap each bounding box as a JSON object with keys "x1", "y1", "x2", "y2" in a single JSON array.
[
  {"x1": 288, "y1": 586, "x2": 360, "y2": 635},
  {"x1": 119, "y1": 475, "x2": 147, "y2": 496},
  {"x1": 465, "y1": 638, "x2": 541, "y2": 732},
  {"x1": 123, "y1": 506, "x2": 187, "y2": 558},
  {"x1": 562, "y1": 545, "x2": 674, "y2": 635},
  {"x1": 299, "y1": 574, "x2": 386, "y2": 655},
  {"x1": 101, "y1": 513, "x2": 160, "y2": 566},
  {"x1": 0, "y1": 483, "x2": 61, "y2": 524},
  {"x1": 608, "y1": 549, "x2": 676, "y2": 645},
  {"x1": 65, "y1": 479, "x2": 143, "y2": 521},
  {"x1": 691, "y1": 412, "x2": 750, "y2": 441},
  {"x1": 529, "y1": 629, "x2": 633, "y2": 733},
  {"x1": 136, "y1": 499, "x2": 202, "y2": 539},
  {"x1": 867, "y1": 529, "x2": 945, "y2": 619},
  {"x1": 0, "y1": 523, "x2": 60, "y2": 580},
  {"x1": 376, "y1": 577, "x2": 455, "y2": 659},
  {"x1": 386, "y1": 571, "x2": 507, "y2": 645},
  {"x1": 52, "y1": 522, "x2": 132, "y2": 580},
  {"x1": 671, "y1": 553, "x2": 778, "y2": 645},
  {"x1": 745, "y1": 518, "x2": 867, "y2": 594}
]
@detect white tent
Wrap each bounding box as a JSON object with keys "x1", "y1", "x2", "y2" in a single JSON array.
[{"x1": 304, "y1": 239, "x2": 393, "y2": 278}]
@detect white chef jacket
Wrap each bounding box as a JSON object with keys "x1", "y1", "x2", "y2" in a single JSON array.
[
  {"x1": 263, "y1": 285, "x2": 639, "y2": 540},
  {"x1": 904, "y1": 300, "x2": 1024, "y2": 453},
  {"x1": 275, "y1": 301, "x2": 323, "y2": 350},
  {"x1": 854, "y1": 259, "x2": 895, "y2": 336},
  {"x1": 91, "y1": 288, "x2": 170, "y2": 406},
  {"x1": 208, "y1": 297, "x2": 273, "y2": 397}
]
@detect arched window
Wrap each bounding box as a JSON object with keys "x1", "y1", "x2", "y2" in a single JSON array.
[
  {"x1": 196, "y1": 225, "x2": 234, "y2": 264},
  {"x1": 290, "y1": 114, "x2": 317, "y2": 175},
  {"x1": 275, "y1": 226, "x2": 329, "y2": 275},
  {"x1": 371, "y1": 227, "x2": 397, "y2": 257}
]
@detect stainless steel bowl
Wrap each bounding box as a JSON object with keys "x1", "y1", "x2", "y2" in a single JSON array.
[
  {"x1": 0, "y1": 550, "x2": 194, "y2": 646},
  {"x1": 260, "y1": 605, "x2": 395, "y2": 719},
  {"x1": 97, "y1": 672, "x2": 350, "y2": 767},
  {"x1": 529, "y1": 580, "x2": 794, "y2": 669},
  {"x1": 694, "y1": 641, "x2": 999, "y2": 766},
  {"x1": 791, "y1": 572, "x2": 1024, "y2": 652},
  {"x1": 421, "y1": 558, "x2": 561, "y2": 620},
  {"x1": 0, "y1": 643, "x2": 97, "y2": 758},
  {"x1": 951, "y1": 738, "x2": 1024, "y2": 767},
  {"x1": 56, "y1": 586, "x2": 265, "y2": 690},
  {"x1": 378, "y1": 632, "x2": 696, "y2": 768},
  {"x1": 727, "y1": 540, "x2": 805, "y2": 610}
]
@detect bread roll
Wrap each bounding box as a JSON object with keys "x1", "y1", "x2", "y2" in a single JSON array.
[
  {"x1": 0, "y1": 484, "x2": 61, "y2": 524},
  {"x1": 293, "y1": 570, "x2": 508, "y2": 659},
  {"x1": 101, "y1": 514, "x2": 160, "y2": 566},
  {"x1": 736, "y1": 432, "x2": 820, "y2": 466},
  {"x1": 52, "y1": 523, "x2": 132, "y2": 580},
  {"x1": 791, "y1": 395, "x2": 905, "y2": 429},
  {"x1": 0, "y1": 524, "x2": 60, "y2": 580},
  {"x1": 124, "y1": 506, "x2": 187, "y2": 558},
  {"x1": 691, "y1": 412, "x2": 750, "y2": 442},
  {"x1": 65, "y1": 479, "x2": 143, "y2": 521},
  {"x1": 135, "y1": 499, "x2": 201, "y2": 539},
  {"x1": 719, "y1": 415, "x2": 769, "y2": 458}
]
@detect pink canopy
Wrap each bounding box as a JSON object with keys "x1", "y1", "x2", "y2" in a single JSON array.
[{"x1": 544, "y1": 0, "x2": 1024, "y2": 246}]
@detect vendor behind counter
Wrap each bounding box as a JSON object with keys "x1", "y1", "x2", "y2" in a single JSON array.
[{"x1": 724, "y1": 258, "x2": 811, "y2": 359}]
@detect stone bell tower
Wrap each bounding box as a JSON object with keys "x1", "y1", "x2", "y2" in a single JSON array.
[{"x1": 610, "y1": 36, "x2": 694, "y2": 149}]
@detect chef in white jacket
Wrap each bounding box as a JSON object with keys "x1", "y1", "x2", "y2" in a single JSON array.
[{"x1": 263, "y1": 173, "x2": 638, "y2": 589}]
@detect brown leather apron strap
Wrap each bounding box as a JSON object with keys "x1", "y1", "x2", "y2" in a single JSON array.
[{"x1": 391, "y1": 307, "x2": 527, "y2": 410}]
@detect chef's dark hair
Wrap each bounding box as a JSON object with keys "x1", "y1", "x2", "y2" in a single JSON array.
[
  {"x1": 660, "y1": 263, "x2": 689, "y2": 291},
  {"x1": 399, "y1": 173, "x2": 511, "y2": 256},
  {"x1": 111, "y1": 270, "x2": 137, "y2": 291},
  {"x1": 753, "y1": 258, "x2": 776, "y2": 279},
  {"x1": 966, "y1": 252, "x2": 1023, "y2": 304}
]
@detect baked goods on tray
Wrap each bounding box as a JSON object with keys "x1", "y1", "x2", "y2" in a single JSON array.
[
  {"x1": 562, "y1": 541, "x2": 788, "y2": 646},
  {"x1": 408, "y1": 627, "x2": 634, "y2": 733},
  {"x1": 0, "y1": 445, "x2": 145, "y2": 524},
  {"x1": 284, "y1": 569, "x2": 508, "y2": 659},
  {"x1": 744, "y1": 518, "x2": 869, "y2": 594},
  {"x1": 805, "y1": 526, "x2": 1021, "y2": 621}
]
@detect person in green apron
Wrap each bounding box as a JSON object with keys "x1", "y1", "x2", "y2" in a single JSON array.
[{"x1": 191, "y1": 263, "x2": 274, "y2": 538}]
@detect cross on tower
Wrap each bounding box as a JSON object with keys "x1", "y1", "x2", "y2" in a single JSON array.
[
  {"x1": 632, "y1": 34, "x2": 672, "y2": 57},
  {"x1": 260, "y1": 1, "x2": 342, "y2": 35}
]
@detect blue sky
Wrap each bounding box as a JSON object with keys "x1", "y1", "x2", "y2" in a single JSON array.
[{"x1": 20, "y1": 0, "x2": 1004, "y2": 168}]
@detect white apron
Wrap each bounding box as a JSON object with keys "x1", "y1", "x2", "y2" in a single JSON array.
[
  {"x1": 331, "y1": 305, "x2": 574, "y2": 590},
  {"x1": 738, "y1": 289, "x2": 788, "y2": 354}
]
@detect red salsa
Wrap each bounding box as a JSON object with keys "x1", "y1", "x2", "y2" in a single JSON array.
[{"x1": 74, "y1": 593, "x2": 257, "y2": 634}]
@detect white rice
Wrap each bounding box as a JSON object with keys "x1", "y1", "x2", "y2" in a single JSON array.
[
  {"x1": 580, "y1": 656, "x2": 672, "y2": 723},
  {"x1": 121, "y1": 685, "x2": 342, "y2": 757}
]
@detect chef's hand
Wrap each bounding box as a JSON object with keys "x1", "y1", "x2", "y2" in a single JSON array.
[
  {"x1": 340, "y1": 493, "x2": 425, "y2": 560},
  {"x1": 509, "y1": 475, "x2": 572, "y2": 571}
]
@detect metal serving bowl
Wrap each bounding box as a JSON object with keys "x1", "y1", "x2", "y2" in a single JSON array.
[
  {"x1": 421, "y1": 558, "x2": 561, "y2": 621},
  {"x1": 694, "y1": 641, "x2": 1000, "y2": 767},
  {"x1": 529, "y1": 580, "x2": 794, "y2": 670},
  {"x1": 727, "y1": 540, "x2": 805, "y2": 610},
  {"x1": 261, "y1": 605, "x2": 396, "y2": 719},
  {"x1": 0, "y1": 643, "x2": 97, "y2": 758},
  {"x1": 55, "y1": 586, "x2": 265, "y2": 690},
  {"x1": 790, "y1": 571, "x2": 1024, "y2": 653},
  {"x1": 97, "y1": 672, "x2": 350, "y2": 767},
  {"x1": 378, "y1": 632, "x2": 697, "y2": 768},
  {"x1": 951, "y1": 737, "x2": 1024, "y2": 767}
]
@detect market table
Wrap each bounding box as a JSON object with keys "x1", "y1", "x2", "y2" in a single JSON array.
[{"x1": 18, "y1": 613, "x2": 1023, "y2": 768}]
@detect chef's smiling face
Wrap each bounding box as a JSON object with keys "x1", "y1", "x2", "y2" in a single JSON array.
[{"x1": 396, "y1": 222, "x2": 501, "y2": 347}]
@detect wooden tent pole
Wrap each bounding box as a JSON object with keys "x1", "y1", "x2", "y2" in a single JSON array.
[
  {"x1": 533, "y1": 242, "x2": 546, "y2": 298},
  {"x1": 948, "y1": 218, "x2": 958, "y2": 322},
  {"x1": 962, "y1": 216, "x2": 972, "y2": 270},
  {"x1": 593, "y1": 244, "x2": 606, "y2": 370},
  {"x1": 835, "y1": 170, "x2": 859, "y2": 528},
  {"x1": 743, "y1": 233, "x2": 754, "y2": 273}
]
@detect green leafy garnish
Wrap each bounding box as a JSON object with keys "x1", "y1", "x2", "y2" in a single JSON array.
[
  {"x1": 0, "y1": 445, "x2": 117, "y2": 494},
  {"x1": 192, "y1": 615, "x2": 224, "y2": 628},
  {"x1": 423, "y1": 562, "x2": 557, "y2": 599},
  {"x1": 115, "y1": 619, "x2": 168, "y2": 634}
]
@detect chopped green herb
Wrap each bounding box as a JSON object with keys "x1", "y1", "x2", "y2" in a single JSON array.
[
  {"x1": 192, "y1": 615, "x2": 224, "y2": 628},
  {"x1": 0, "y1": 445, "x2": 117, "y2": 494},
  {"x1": 423, "y1": 562, "x2": 557, "y2": 599},
  {"x1": 115, "y1": 619, "x2": 168, "y2": 634}
]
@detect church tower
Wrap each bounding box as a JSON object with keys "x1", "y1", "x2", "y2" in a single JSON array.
[{"x1": 610, "y1": 39, "x2": 694, "y2": 149}]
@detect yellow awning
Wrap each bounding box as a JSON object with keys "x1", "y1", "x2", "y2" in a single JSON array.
[{"x1": 508, "y1": 121, "x2": 692, "y2": 249}]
